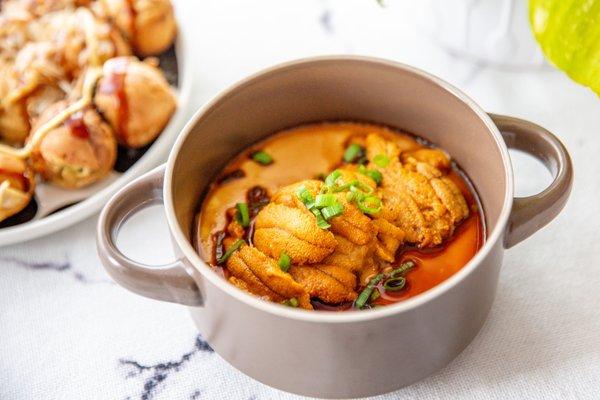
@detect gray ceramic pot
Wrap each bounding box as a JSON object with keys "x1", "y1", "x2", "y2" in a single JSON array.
[{"x1": 96, "y1": 57, "x2": 572, "y2": 399}]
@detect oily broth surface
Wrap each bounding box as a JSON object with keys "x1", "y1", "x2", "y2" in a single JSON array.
[{"x1": 196, "y1": 122, "x2": 484, "y2": 305}]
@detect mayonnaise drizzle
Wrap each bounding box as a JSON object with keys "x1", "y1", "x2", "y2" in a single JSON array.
[{"x1": 0, "y1": 67, "x2": 103, "y2": 159}]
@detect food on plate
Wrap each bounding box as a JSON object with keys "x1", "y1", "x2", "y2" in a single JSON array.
[
  {"x1": 196, "y1": 122, "x2": 485, "y2": 311},
  {"x1": 0, "y1": 152, "x2": 35, "y2": 222},
  {"x1": 0, "y1": 0, "x2": 177, "y2": 223},
  {"x1": 95, "y1": 0, "x2": 177, "y2": 56},
  {"x1": 28, "y1": 101, "x2": 117, "y2": 189},
  {"x1": 94, "y1": 57, "x2": 177, "y2": 148}
]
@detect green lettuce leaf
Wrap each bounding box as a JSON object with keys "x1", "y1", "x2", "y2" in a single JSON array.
[{"x1": 530, "y1": 0, "x2": 600, "y2": 95}]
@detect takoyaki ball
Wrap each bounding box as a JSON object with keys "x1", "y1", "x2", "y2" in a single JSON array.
[
  {"x1": 29, "y1": 101, "x2": 117, "y2": 189},
  {"x1": 0, "y1": 47, "x2": 66, "y2": 144},
  {"x1": 0, "y1": 62, "x2": 30, "y2": 144},
  {"x1": 94, "y1": 57, "x2": 176, "y2": 148},
  {"x1": 0, "y1": 152, "x2": 35, "y2": 223},
  {"x1": 96, "y1": 0, "x2": 176, "y2": 56},
  {"x1": 32, "y1": 10, "x2": 131, "y2": 78},
  {"x1": 2, "y1": 0, "x2": 91, "y2": 19},
  {"x1": 0, "y1": 101, "x2": 29, "y2": 145},
  {"x1": 26, "y1": 84, "x2": 67, "y2": 123},
  {"x1": 0, "y1": 15, "x2": 29, "y2": 62}
]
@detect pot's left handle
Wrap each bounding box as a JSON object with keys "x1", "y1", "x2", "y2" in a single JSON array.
[{"x1": 96, "y1": 165, "x2": 203, "y2": 306}]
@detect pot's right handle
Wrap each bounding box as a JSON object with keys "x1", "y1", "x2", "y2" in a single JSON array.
[
  {"x1": 96, "y1": 164, "x2": 202, "y2": 306},
  {"x1": 490, "y1": 114, "x2": 573, "y2": 248}
]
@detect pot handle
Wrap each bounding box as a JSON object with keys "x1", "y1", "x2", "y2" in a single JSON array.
[
  {"x1": 96, "y1": 164, "x2": 203, "y2": 306},
  {"x1": 490, "y1": 114, "x2": 573, "y2": 249}
]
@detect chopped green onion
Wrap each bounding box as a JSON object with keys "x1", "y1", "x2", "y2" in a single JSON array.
[
  {"x1": 383, "y1": 277, "x2": 406, "y2": 292},
  {"x1": 217, "y1": 239, "x2": 245, "y2": 264},
  {"x1": 358, "y1": 164, "x2": 382, "y2": 185},
  {"x1": 390, "y1": 260, "x2": 416, "y2": 278},
  {"x1": 331, "y1": 179, "x2": 358, "y2": 193},
  {"x1": 324, "y1": 170, "x2": 342, "y2": 187},
  {"x1": 349, "y1": 185, "x2": 363, "y2": 194},
  {"x1": 278, "y1": 252, "x2": 291, "y2": 272},
  {"x1": 370, "y1": 288, "x2": 381, "y2": 302},
  {"x1": 355, "y1": 273, "x2": 384, "y2": 309},
  {"x1": 356, "y1": 180, "x2": 375, "y2": 194},
  {"x1": 296, "y1": 186, "x2": 315, "y2": 209},
  {"x1": 311, "y1": 208, "x2": 331, "y2": 229},
  {"x1": 373, "y1": 154, "x2": 390, "y2": 168},
  {"x1": 346, "y1": 191, "x2": 356, "y2": 202},
  {"x1": 357, "y1": 195, "x2": 382, "y2": 215},
  {"x1": 343, "y1": 143, "x2": 364, "y2": 163},
  {"x1": 315, "y1": 193, "x2": 337, "y2": 208},
  {"x1": 321, "y1": 203, "x2": 344, "y2": 220},
  {"x1": 283, "y1": 297, "x2": 299, "y2": 307},
  {"x1": 365, "y1": 169, "x2": 382, "y2": 185},
  {"x1": 235, "y1": 202, "x2": 250, "y2": 227},
  {"x1": 251, "y1": 150, "x2": 273, "y2": 165}
]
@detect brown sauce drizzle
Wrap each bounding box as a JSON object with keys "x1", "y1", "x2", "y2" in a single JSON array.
[
  {"x1": 246, "y1": 185, "x2": 270, "y2": 216},
  {"x1": 124, "y1": 0, "x2": 138, "y2": 49},
  {"x1": 65, "y1": 111, "x2": 90, "y2": 139},
  {"x1": 245, "y1": 185, "x2": 270, "y2": 244},
  {"x1": 211, "y1": 185, "x2": 270, "y2": 261},
  {"x1": 98, "y1": 58, "x2": 129, "y2": 142}
]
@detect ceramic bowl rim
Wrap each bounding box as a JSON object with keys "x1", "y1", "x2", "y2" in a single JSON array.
[{"x1": 164, "y1": 55, "x2": 513, "y2": 323}]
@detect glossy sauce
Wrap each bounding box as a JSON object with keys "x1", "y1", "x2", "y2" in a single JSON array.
[
  {"x1": 196, "y1": 122, "x2": 485, "y2": 308},
  {"x1": 98, "y1": 58, "x2": 129, "y2": 141},
  {"x1": 65, "y1": 111, "x2": 90, "y2": 139}
]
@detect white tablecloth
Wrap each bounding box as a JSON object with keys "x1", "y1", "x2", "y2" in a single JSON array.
[{"x1": 1, "y1": 1, "x2": 599, "y2": 399}]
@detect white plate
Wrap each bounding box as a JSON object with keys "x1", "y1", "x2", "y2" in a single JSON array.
[{"x1": 0, "y1": 6, "x2": 194, "y2": 247}]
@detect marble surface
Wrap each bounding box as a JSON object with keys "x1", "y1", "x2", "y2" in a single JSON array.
[{"x1": 1, "y1": 1, "x2": 599, "y2": 399}]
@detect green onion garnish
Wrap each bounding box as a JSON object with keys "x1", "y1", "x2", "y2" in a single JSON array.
[
  {"x1": 346, "y1": 191, "x2": 355, "y2": 202},
  {"x1": 315, "y1": 193, "x2": 336, "y2": 208},
  {"x1": 347, "y1": 181, "x2": 374, "y2": 195},
  {"x1": 251, "y1": 150, "x2": 273, "y2": 165},
  {"x1": 373, "y1": 154, "x2": 390, "y2": 168},
  {"x1": 370, "y1": 288, "x2": 381, "y2": 302},
  {"x1": 355, "y1": 273, "x2": 384, "y2": 309},
  {"x1": 235, "y1": 202, "x2": 250, "y2": 227},
  {"x1": 283, "y1": 297, "x2": 299, "y2": 307},
  {"x1": 383, "y1": 277, "x2": 406, "y2": 292},
  {"x1": 321, "y1": 203, "x2": 344, "y2": 220},
  {"x1": 365, "y1": 169, "x2": 382, "y2": 185},
  {"x1": 357, "y1": 195, "x2": 382, "y2": 215},
  {"x1": 324, "y1": 170, "x2": 342, "y2": 187},
  {"x1": 311, "y1": 208, "x2": 331, "y2": 229},
  {"x1": 296, "y1": 186, "x2": 315, "y2": 209},
  {"x1": 217, "y1": 239, "x2": 245, "y2": 264},
  {"x1": 390, "y1": 260, "x2": 415, "y2": 278},
  {"x1": 278, "y1": 252, "x2": 291, "y2": 272},
  {"x1": 330, "y1": 179, "x2": 358, "y2": 193},
  {"x1": 343, "y1": 143, "x2": 364, "y2": 163}
]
